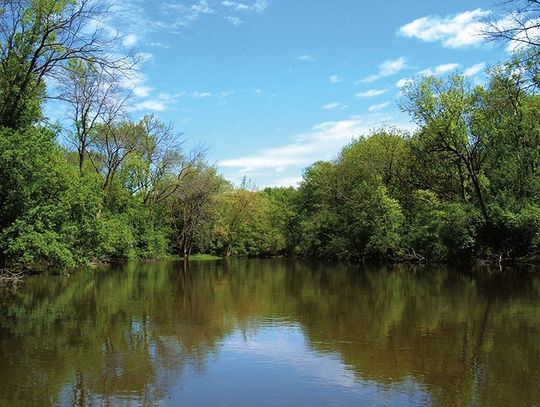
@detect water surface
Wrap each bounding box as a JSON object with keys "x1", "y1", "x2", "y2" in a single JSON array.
[{"x1": 0, "y1": 259, "x2": 539, "y2": 406}]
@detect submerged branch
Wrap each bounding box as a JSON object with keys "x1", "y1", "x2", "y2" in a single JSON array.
[{"x1": 0, "y1": 269, "x2": 26, "y2": 288}]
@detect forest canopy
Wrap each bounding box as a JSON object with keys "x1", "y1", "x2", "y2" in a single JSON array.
[{"x1": 2, "y1": 0, "x2": 540, "y2": 272}]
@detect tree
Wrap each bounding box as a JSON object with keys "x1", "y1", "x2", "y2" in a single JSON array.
[
  {"x1": 0, "y1": 0, "x2": 134, "y2": 129},
  {"x1": 264, "y1": 187, "x2": 301, "y2": 255},
  {"x1": 90, "y1": 120, "x2": 142, "y2": 192},
  {"x1": 0, "y1": 125, "x2": 103, "y2": 269},
  {"x1": 401, "y1": 75, "x2": 491, "y2": 223},
  {"x1": 340, "y1": 129, "x2": 411, "y2": 198},
  {"x1": 213, "y1": 180, "x2": 269, "y2": 257},
  {"x1": 123, "y1": 115, "x2": 204, "y2": 206},
  {"x1": 58, "y1": 60, "x2": 127, "y2": 173},
  {"x1": 483, "y1": 0, "x2": 540, "y2": 49},
  {"x1": 170, "y1": 166, "x2": 225, "y2": 257}
]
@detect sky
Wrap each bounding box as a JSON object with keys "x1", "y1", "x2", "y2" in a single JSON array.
[{"x1": 54, "y1": 0, "x2": 516, "y2": 187}]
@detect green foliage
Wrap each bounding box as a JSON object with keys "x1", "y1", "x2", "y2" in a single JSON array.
[
  {"x1": 3, "y1": 0, "x2": 540, "y2": 269},
  {"x1": 489, "y1": 205, "x2": 540, "y2": 258},
  {"x1": 264, "y1": 187, "x2": 302, "y2": 255},
  {"x1": 209, "y1": 189, "x2": 286, "y2": 257},
  {"x1": 0, "y1": 127, "x2": 79, "y2": 269},
  {"x1": 403, "y1": 190, "x2": 447, "y2": 260},
  {"x1": 438, "y1": 202, "x2": 480, "y2": 261},
  {"x1": 96, "y1": 214, "x2": 136, "y2": 260}
]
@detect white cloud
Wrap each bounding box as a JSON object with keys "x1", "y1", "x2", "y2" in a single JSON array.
[
  {"x1": 398, "y1": 9, "x2": 490, "y2": 48},
  {"x1": 368, "y1": 102, "x2": 390, "y2": 112},
  {"x1": 122, "y1": 33, "x2": 138, "y2": 47},
  {"x1": 222, "y1": 0, "x2": 268, "y2": 13},
  {"x1": 148, "y1": 41, "x2": 171, "y2": 49},
  {"x1": 132, "y1": 86, "x2": 154, "y2": 98},
  {"x1": 297, "y1": 55, "x2": 315, "y2": 62},
  {"x1": 105, "y1": 0, "x2": 157, "y2": 39},
  {"x1": 360, "y1": 74, "x2": 379, "y2": 84},
  {"x1": 191, "y1": 90, "x2": 233, "y2": 98},
  {"x1": 379, "y1": 57, "x2": 408, "y2": 76},
  {"x1": 322, "y1": 102, "x2": 347, "y2": 110},
  {"x1": 419, "y1": 63, "x2": 461, "y2": 76},
  {"x1": 396, "y1": 78, "x2": 413, "y2": 88},
  {"x1": 192, "y1": 91, "x2": 213, "y2": 98},
  {"x1": 355, "y1": 89, "x2": 387, "y2": 98},
  {"x1": 329, "y1": 74, "x2": 342, "y2": 83},
  {"x1": 129, "y1": 100, "x2": 167, "y2": 112},
  {"x1": 464, "y1": 62, "x2": 486, "y2": 77},
  {"x1": 162, "y1": 0, "x2": 215, "y2": 26},
  {"x1": 127, "y1": 92, "x2": 184, "y2": 112},
  {"x1": 219, "y1": 119, "x2": 367, "y2": 171},
  {"x1": 219, "y1": 114, "x2": 415, "y2": 177},
  {"x1": 360, "y1": 57, "x2": 407, "y2": 83},
  {"x1": 225, "y1": 16, "x2": 243, "y2": 26}
]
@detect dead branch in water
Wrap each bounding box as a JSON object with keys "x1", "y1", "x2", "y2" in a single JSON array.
[{"x1": 0, "y1": 269, "x2": 25, "y2": 291}]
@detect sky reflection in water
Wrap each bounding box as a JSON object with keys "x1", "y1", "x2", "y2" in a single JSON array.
[{"x1": 0, "y1": 259, "x2": 539, "y2": 406}]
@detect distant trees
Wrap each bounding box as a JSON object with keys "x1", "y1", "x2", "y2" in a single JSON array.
[{"x1": 170, "y1": 166, "x2": 225, "y2": 257}]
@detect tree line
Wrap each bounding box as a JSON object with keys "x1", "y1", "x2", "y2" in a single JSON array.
[{"x1": 2, "y1": 0, "x2": 540, "y2": 272}]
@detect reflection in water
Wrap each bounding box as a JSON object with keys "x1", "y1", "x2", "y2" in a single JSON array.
[{"x1": 0, "y1": 260, "x2": 539, "y2": 406}]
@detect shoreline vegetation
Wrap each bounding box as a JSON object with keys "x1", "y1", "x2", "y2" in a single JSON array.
[{"x1": 3, "y1": 1, "x2": 540, "y2": 277}]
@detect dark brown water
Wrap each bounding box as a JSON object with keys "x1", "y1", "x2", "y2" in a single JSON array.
[{"x1": 0, "y1": 259, "x2": 539, "y2": 406}]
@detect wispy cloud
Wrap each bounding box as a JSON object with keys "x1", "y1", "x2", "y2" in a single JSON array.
[
  {"x1": 222, "y1": 0, "x2": 268, "y2": 13},
  {"x1": 106, "y1": 0, "x2": 270, "y2": 43},
  {"x1": 148, "y1": 41, "x2": 171, "y2": 49},
  {"x1": 162, "y1": 0, "x2": 215, "y2": 25},
  {"x1": 380, "y1": 57, "x2": 407, "y2": 76},
  {"x1": 129, "y1": 100, "x2": 167, "y2": 112},
  {"x1": 360, "y1": 57, "x2": 407, "y2": 83},
  {"x1": 464, "y1": 62, "x2": 486, "y2": 77},
  {"x1": 297, "y1": 55, "x2": 315, "y2": 62},
  {"x1": 192, "y1": 91, "x2": 213, "y2": 98},
  {"x1": 132, "y1": 86, "x2": 154, "y2": 98},
  {"x1": 105, "y1": 0, "x2": 157, "y2": 39},
  {"x1": 128, "y1": 92, "x2": 185, "y2": 112},
  {"x1": 368, "y1": 101, "x2": 390, "y2": 112},
  {"x1": 322, "y1": 102, "x2": 347, "y2": 110},
  {"x1": 329, "y1": 74, "x2": 343, "y2": 83},
  {"x1": 121, "y1": 33, "x2": 138, "y2": 47},
  {"x1": 157, "y1": 0, "x2": 269, "y2": 29},
  {"x1": 220, "y1": 114, "x2": 413, "y2": 176},
  {"x1": 398, "y1": 9, "x2": 490, "y2": 48},
  {"x1": 419, "y1": 63, "x2": 461, "y2": 76},
  {"x1": 220, "y1": 119, "x2": 363, "y2": 171},
  {"x1": 396, "y1": 78, "x2": 413, "y2": 88},
  {"x1": 355, "y1": 89, "x2": 387, "y2": 98},
  {"x1": 191, "y1": 90, "x2": 234, "y2": 98},
  {"x1": 225, "y1": 15, "x2": 243, "y2": 26}
]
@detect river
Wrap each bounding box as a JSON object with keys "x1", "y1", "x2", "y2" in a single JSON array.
[{"x1": 0, "y1": 259, "x2": 539, "y2": 406}]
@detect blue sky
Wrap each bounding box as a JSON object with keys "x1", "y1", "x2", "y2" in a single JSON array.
[{"x1": 68, "y1": 0, "x2": 514, "y2": 187}]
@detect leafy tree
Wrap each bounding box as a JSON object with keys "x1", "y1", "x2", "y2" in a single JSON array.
[
  {"x1": 0, "y1": 0, "x2": 133, "y2": 129},
  {"x1": 401, "y1": 75, "x2": 491, "y2": 223}
]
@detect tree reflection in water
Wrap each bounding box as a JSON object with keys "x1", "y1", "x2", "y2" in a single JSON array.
[{"x1": 0, "y1": 259, "x2": 539, "y2": 406}]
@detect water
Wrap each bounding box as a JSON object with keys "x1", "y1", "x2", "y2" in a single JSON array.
[{"x1": 0, "y1": 259, "x2": 539, "y2": 406}]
